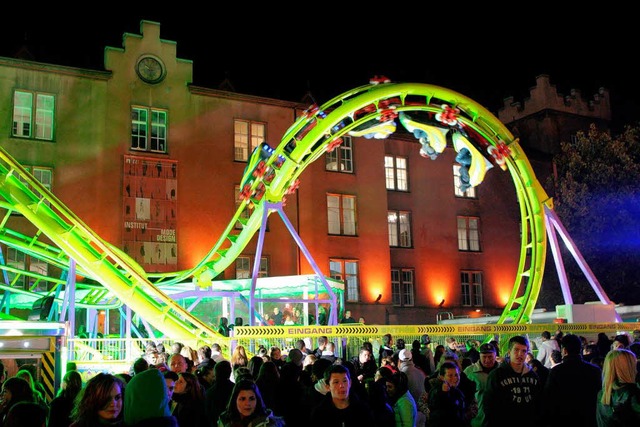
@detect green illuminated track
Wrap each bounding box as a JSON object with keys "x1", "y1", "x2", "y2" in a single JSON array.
[{"x1": 0, "y1": 82, "x2": 552, "y2": 341}]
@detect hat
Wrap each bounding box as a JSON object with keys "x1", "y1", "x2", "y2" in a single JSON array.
[
  {"x1": 398, "y1": 348, "x2": 413, "y2": 362},
  {"x1": 286, "y1": 348, "x2": 304, "y2": 366},
  {"x1": 479, "y1": 343, "x2": 496, "y2": 354}
]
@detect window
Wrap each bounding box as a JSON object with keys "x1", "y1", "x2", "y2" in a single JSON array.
[
  {"x1": 388, "y1": 211, "x2": 412, "y2": 247},
  {"x1": 28, "y1": 258, "x2": 49, "y2": 292},
  {"x1": 457, "y1": 216, "x2": 481, "y2": 251},
  {"x1": 385, "y1": 156, "x2": 408, "y2": 191},
  {"x1": 330, "y1": 259, "x2": 359, "y2": 302},
  {"x1": 2, "y1": 247, "x2": 49, "y2": 291},
  {"x1": 461, "y1": 271, "x2": 483, "y2": 306},
  {"x1": 453, "y1": 165, "x2": 476, "y2": 198},
  {"x1": 6, "y1": 247, "x2": 25, "y2": 288},
  {"x1": 327, "y1": 194, "x2": 357, "y2": 236},
  {"x1": 234, "y1": 185, "x2": 252, "y2": 229},
  {"x1": 235, "y1": 120, "x2": 266, "y2": 161},
  {"x1": 13, "y1": 166, "x2": 53, "y2": 214},
  {"x1": 391, "y1": 268, "x2": 415, "y2": 307},
  {"x1": 12, "y1": 90, "x2": 55, "y2": 141},
  {"x1": 235, "y1": 256, "x2": 268, "y2": 279},
  {"x1": 325, "y1": 136, "x2": 353, "y2": 172},
  {"x1": 131, "y1": 107, "x2": 167, "y2": 153}
]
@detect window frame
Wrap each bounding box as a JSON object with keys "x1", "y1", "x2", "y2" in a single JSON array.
[
  {"x1": 457, "y1": 216, "x2": 481, "y2": 252},
  {"x1": 131, "y1": 106, "x2": 168, "y2": 153},
  {"x1": 235, "y1": 255, "x2": 269, "y2": 279},
  {"x1": 330, "y1": 258, "x2": 359, "y2": 302},
  {"x1": 12, "y1": 166, "x2": 53, "y2": 215},
  {"x1": 325, "y1": 135, "x2": 354, "y2": 173},
  {"x1": 391, "y1": 268, "x2": 415, "y2": 307},
  {"x1": 453, "y1": 164, "x2": 476, "y2": 198},
  {"x1": 234, "y1": 119, "x2": 266, "y2": 162},
  {"x1": 327, "y1": 193, "x2": 357, "y2": 236},
  {"x1": 461, "y1": 270, "x2": 483, "y2": 307},
  {"x1": 387, "y1": 210, "x2": 412, "y2": 248},
  {"x1": 12, "y1": 90, "x2": 55, "y2": 141},
  {"x1": 385, "y1": 155, "x2": 408, "y2": 191}
]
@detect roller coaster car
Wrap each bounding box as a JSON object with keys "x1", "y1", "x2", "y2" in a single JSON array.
[
  {"x1": 294, "y1": 119, "x2": 318, "y2": 141},
  {"x1": 452, "y1": 132, "x2": 493, "y2": 188},
  {"x1": 241, "y1": 142, "x2": 281, "y2": 189},
  {"x1": 348, "y1": 118, "x2": 397, "y2": 139},
  {"x1": 398, "y1": 112, "x2": 448, "y2": 154},
  {"x1": 370, "y1": 75, "x2": 391, "y2": 84},
  {"x1": 353, "y1": 104, "x2": 377, "y2": 121},
  {"x1": 303, "y1": 104, "x2": 319, "y2": 117},
  {"x1": 238, "y1": 181, "x2": 266, "y2": 205},
  {"x1": 303, "y1": 104, "x2": 327, "y2": 119}
]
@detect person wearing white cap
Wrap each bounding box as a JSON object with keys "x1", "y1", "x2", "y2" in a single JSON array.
[{"x1": 398, "y1": 348, "x2": 427, "y2": 427}]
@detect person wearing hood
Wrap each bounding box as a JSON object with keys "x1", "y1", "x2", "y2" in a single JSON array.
[
  {"x1": 124, "y1": 368, "x2": 178, "y2": 427},
  {"x1": 217, "y1": 379, "x2": 284, "y2": 427}
]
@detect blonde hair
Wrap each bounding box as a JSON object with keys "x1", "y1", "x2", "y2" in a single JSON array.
[
  {"x1": 231, "y1": 345, "x2": 248, "y2": 368},
  {"x1": 600, "y1": 349, "x2": 638, "y2": 406}
]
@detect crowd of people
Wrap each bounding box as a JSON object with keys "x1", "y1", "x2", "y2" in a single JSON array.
[{"x1": 0, "y1": 330, "x2": 639, "y2": 427}]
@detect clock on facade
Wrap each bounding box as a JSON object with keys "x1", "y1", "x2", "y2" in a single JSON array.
[{"x1": 136, "y1": 55, "x2": 165, "y2": 84}]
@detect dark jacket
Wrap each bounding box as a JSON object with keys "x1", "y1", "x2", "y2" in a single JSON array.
[
  {"x1": 483, "y1": 360, "x2": 542, "y2": 427},
  {"x1": 48, "y1": 395, "x2": 75, "y2": 427},
  {"x1": 204, "y1": 378, "x2": 235, "y2": 427},
  {"x1": 217, "y1": 409, "x2": 284, "y2": 427},
  {"x1": 172, "y1": 392, "x2": 207, "y2": 427},
  {"x1": 126, "y1": 416, "x2": 179, "y2": 427},
  {"x1": 543, "y1": 354, "x2": 602, "y2": 427},
  {"x1": 596, "y1": 382, "x2": 640, "y2": 427},
  {"x1": 309, "y1": 392, "x2": 375, "y2": 427},
  {"x1": 428, "y1": 380, "x2": 469, "y2": 427}
]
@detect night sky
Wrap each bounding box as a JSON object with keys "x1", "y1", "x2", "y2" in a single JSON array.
[{"x1": 1, "y1": 8, "x2": 637, "y2": 131}]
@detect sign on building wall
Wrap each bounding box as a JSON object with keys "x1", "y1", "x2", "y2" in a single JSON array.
[{"x1": 123, "y1": 155, "x2": 177, "y2": 272}]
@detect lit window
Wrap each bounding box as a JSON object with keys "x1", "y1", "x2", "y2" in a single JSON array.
[
  {"x1": 453, "y1": 165, "x2": 476, "y2": 198},
  {"x1": 385, "y1": 156, "x2": 408, "y2": 191},
  {"x1": 131, "y1": 107, "x2": 167, "y2": 153},
  {"x1": 235, "y1": 120, "x2": 266, "y2": 161},
  {"x1": 388, "y1": 211, "x2": 412, "y2": 247},
  {"x1": 391, "y1": 268, "x2": 415, "y2": 307},
  {"x1": 12, "y1": 90, "x2": 55, "y2": 141},
  {"x1": 327, "y1": 194, "x2": 357, "y2": 236},
  {"x1": 461, "y1": 271, "x2": 483, "y2": 306},
  {"x1": 457, "y1": 216, "x2": 481, "y2": 251},
  {"x1": 330, "y1": 259, "x2": 359, "y2": 302},
  {"x1": 235, "y1": 256, "x2": 268, "y2": 279},
  {"x1": 325, "y1": 136, "x2": 353, "y2": 172}
]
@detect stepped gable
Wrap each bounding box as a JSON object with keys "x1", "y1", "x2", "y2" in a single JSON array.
[{"x1": 498, "y1": 74, "x2": 611, "y2": 123}]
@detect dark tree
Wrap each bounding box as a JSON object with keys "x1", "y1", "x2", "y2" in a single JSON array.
[{"x1": 543, "y1": 124, "x2": 640, "y2": 306}]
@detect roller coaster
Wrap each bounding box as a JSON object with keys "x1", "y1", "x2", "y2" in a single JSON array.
[{"x1": 0, "y1": 81, "x2": 616, "y2": 346}]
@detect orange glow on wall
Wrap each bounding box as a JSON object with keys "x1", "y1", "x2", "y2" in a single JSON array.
[
  {"x1": 431, "y1": 290, "x2": 448, "y2": 307},
  {"x1": 366, "y1": 283, "x2": 384, "y2": 303},
  {"x1": 498, "y1": 292, "x2": 510, "y2": 306}
]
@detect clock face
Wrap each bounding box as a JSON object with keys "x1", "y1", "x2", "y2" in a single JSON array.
[{"x1": 136, "y1": 56, "x2": 165, "y2": 84}]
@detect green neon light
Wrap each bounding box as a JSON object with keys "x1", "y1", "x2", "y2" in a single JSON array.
[{"x1": 0, "y1": 82, "x2": 551, "y2": 342}]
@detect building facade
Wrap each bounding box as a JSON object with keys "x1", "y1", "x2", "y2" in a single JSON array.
[{"x1": 0, "y1": 21, "x2": 610, "y2": 329}]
